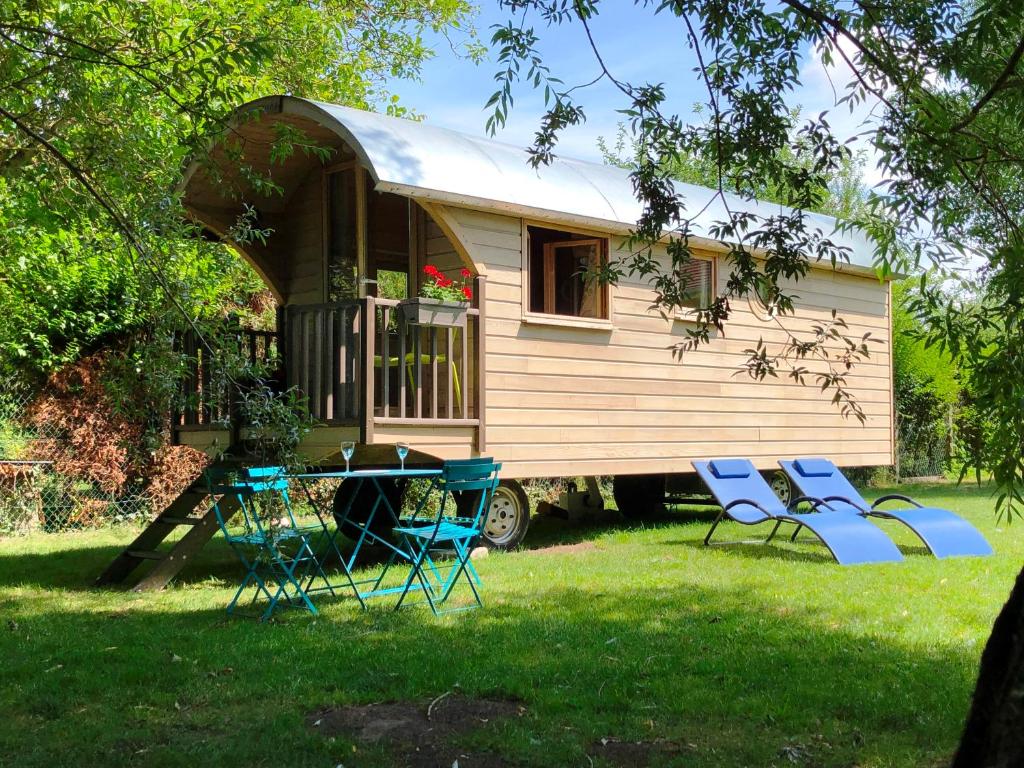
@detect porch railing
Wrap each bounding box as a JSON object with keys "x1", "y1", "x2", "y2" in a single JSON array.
[
  {"x1": 282, "y1": 301, "x2": 362, "y2": 424},
  {"x1": 173, "y1": 276, "x2": 486, "y2": 446},
  {"x1": 176, "y1": 326, "x2": 280, "y2": 428},
  {"x1": 369, "y1": 294, "x2": 481, "y2": 424}
]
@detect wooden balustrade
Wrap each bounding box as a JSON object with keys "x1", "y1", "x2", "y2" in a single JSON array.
[
  {"x1": 176, "y1": 326, "x2": 280, "y2": 428},
  {"x1": 174, "y1": 277, "x2": 486, "y2": 444},
  {"x1": 283, "y1": 301, "x2": 361, "y2": 424},
  {"x1": 371, "y1": 297, "x2": 480, "y2": 424}
]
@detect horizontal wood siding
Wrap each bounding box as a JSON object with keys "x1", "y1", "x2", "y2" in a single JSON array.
[
  {"x1": 418, "y1": 212, "x2": 479, "y2": 417},
  {"x1": 284, "y1": 168, "x2": 325, "y2": 305},
  {"x1": 444, "y1": 205, "x2": 894, "y2": 480}
]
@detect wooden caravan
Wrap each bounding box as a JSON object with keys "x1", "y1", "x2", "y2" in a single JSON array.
[{"x1": 178, "y1": 95, "x2": 894, "y2": 546}]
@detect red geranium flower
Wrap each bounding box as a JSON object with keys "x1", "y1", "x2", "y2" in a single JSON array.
[
  {"x1": 424, "y1": 264, "x2": 440, "y2": 276},
  {"x1": 462, "y1": 285, "x2": 473, "y2": 300},
  {"x1": 461, "y1": 268, "x2": 472, "y2": 278}
]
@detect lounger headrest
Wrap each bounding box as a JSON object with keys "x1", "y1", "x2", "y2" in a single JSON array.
[
  {"x1": 794, "y1": 458, "x2": 835, "y2": 477},
  {"x1": 709, "y1": 459, "x2": 751, "y2": 479}
]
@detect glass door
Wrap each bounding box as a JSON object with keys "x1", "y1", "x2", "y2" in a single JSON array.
[
  {"x1": 326, "y1": 166, "x2": 359, "y2": 301},
  {"x1": 326, "y1": 165, "x2": 414, "y2": 301}
]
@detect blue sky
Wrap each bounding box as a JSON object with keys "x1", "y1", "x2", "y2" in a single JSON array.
[{"x1": 390, "y1": 2, "x2": 881, "y2": 182}]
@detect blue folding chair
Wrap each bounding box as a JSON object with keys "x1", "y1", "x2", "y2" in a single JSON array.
[
  {"x1": 208, "y1": 466, "x2": 337, "y2": 620},
  {"x1": 692, "y1": 459, "x2": 903, "y2": 565},
  {"x1": 779, "y1": 458, "x2": 993, "y2": 558},
  {"x1": 392, "y1": 458, "x2": 501, "y2": 614}
]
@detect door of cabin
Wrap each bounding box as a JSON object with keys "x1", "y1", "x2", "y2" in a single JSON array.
[{"x1": 325, "y1": 164, "x2": 416, "y2": 303}]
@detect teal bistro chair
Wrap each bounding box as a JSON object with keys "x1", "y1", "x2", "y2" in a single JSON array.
[
  {"x1": 208, "y1": 466, "x2": 337, "y2": 620},
  {"x1": 392, "y1": 458, "x2": 501, "y2": 615}
]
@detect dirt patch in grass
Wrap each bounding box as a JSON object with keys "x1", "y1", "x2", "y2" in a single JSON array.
[
  {"x1": 529, "y1": 541, "x2": 598, "y2": 556},
  {"x1": 308, "y1": 694, "x2": 524, "y2": 767},
  {"x1": 588, "y1": 738, "x2": 688, "y2": 767}
]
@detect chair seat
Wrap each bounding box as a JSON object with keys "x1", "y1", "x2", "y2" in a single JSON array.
[
  {"x1": 394, "y1": 521, "x2": 481, "y2": 542},
  {"x1": 225, "y1": 527, "x2": 313, "y2": 547}
]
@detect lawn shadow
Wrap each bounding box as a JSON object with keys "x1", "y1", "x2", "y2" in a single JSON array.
[
  {"x1": 0, "y1": 563, "x2": 977, "y2": 768},
  {"x1": 671, "y1": 538, "x2": 839, "y2": 565},
  {"x1": 522, "y1": 505, "x2": 717, "y2": 551}
]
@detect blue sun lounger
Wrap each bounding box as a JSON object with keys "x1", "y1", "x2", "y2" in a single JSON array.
[
  {"x1": 778, "y1": 458, "x2": 993, "y2": 558},
  {"x1": 692, "y1": 459, "x2": 903, "y2": 565}
]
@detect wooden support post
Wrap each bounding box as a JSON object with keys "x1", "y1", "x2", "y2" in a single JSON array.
[
  {"x1": 446, "y1": 327, "x2": 455, "y2": 419},
  {"x1": 430, "y1": 326, "x2": 438, "y2": 419},
  {"x1": 361, "y1": 297, "x2": 375, "y2": 444},
  {"x1": 474, "y1": 275, "x2": 487, "y2": 453},
  {"x1": 399, "y1": 322, "x2": 407, "y2": 418},
  {"x1": 382, "y1": 306, "x2": 390, "y2": 418}
]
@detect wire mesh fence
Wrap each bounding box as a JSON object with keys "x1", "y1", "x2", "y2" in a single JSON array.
[{"x1": 0, "y1": 387, "x2": 154, "y2": 536}]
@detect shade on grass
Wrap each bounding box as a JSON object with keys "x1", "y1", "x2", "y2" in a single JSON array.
[{"x1": 0, "y1": 482, "x2": 1014, "y2": 767}]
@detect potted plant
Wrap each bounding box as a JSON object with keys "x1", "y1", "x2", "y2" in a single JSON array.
[{"x1": 398, "y1": 265, "x2": 474, "y2": 328}]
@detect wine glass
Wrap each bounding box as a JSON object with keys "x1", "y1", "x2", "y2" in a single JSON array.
[
  {"x1": 341, "y1": 441, "x2": 355, "y2": 473},
  {"x1": 396, "y1": 442, "x2": 410, "y2": 472}
]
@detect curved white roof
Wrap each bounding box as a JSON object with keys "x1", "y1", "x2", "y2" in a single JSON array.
[{"x1": 247, "y1": 96, "x2": 878, "y2": 271}]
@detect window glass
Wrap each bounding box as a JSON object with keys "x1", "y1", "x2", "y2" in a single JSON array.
[
  {"x1": 376, "y1": 269, "x2": 408, "y2": 300},
  {"x1": 677, "y1": 258, "x2": 714, "y2": 310},
  {"x1": 527, "y1": 225, "x2": 608, "y2": 318},
  {"x1": 367, "y1": 184, "x2": 410, "y2": 272},
  {"x1": 327, "y1": 169, "x2": 357, "y2": 301}
]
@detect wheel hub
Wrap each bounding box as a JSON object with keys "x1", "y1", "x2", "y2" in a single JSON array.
[
  {"x1": 770, "y1": 472, "x2": 792, "y2": 506},
  {"x1": 484, "y1": 487, "x2": 521, "y2": 545}
]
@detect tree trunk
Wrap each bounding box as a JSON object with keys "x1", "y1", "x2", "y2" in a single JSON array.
[{"x1": 952, "y1": 563, "x2": 1024, "y2": 767}]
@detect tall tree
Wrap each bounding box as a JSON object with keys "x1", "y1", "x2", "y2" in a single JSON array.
[
  {"x1": 487, "y1": 1, "x2": 1024, "y2": 763},
  {"x1": 0, "y1": 0, "x2": 476, "y2": 382}
]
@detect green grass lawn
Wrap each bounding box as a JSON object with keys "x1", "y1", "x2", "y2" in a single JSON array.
[{"x1": 0, "y1": 482, "x2": 1018, "y2": 767}]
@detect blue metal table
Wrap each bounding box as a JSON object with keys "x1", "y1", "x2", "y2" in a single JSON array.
[{"x1": 290, "y1": 468, "x2": 442, "y2": 607}]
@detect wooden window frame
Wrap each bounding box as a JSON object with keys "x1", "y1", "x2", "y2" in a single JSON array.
[
  {"x1": 322, "y1": 161, "x2": 369, "y2": 301},
  {"x1": 521, "y1": 220, "x2": 613, "y2": 330}
]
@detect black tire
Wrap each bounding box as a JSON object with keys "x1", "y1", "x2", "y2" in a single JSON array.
[
  {"x1": 612, "y1": 474, "x2": 667, "y2": 518},
  {"x1": 764, "y1": 469, "x2": 793, "y2": 507},
  {"x1": 333, "y1": 477, "x2": 404, "y2": 541},
  {"x1": 480, "y1": 479, "x2": 530, "y2": 550}
]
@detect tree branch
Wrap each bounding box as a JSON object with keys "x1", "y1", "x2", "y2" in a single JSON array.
[
  {"x1": 0, "y1": 103, "x2": 218, "y2": 358},
  {"x1": 950, "y1": 36, "x2": 1024, "y2": 133}
]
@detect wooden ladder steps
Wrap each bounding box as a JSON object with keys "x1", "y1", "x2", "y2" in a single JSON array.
[
  {"x1": 127, "y1": 550, "x2": 165, "y2": 561},
  {"x1": 159, "y1": 516, "x2": 203, "y2": 526},
  {"x1": 95, "y1": 476, "x2": 242, "y2": 592}
]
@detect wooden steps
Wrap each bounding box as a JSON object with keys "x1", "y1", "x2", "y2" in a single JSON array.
[{"x1": 95, "y1": 473, "x2": 241, "y2": 592}]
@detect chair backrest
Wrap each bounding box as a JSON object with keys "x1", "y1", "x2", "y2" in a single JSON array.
[
  {"x1": 437, "y1": 458, "x2": 501, "y2": 528},
  {"x1": 240, "y1": 466, "x2": 290, "y2": 493},
  {"x1": 779, "y1": 458, "x2": 868, "y2": 513},
  {"x1": 691, "y1": 459, "x2": 787, "y2": 522},
  {"x1": 205, "y1": 465, "x2": 293, "y2": 535}
]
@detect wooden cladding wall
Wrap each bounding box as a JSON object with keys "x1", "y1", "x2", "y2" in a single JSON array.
[
  {"x1": 283, "y1": 167, "x2": 327, "y2": 305},
  {"x1": 441, "y1": 205, "x2": 894, "y2": 480}
]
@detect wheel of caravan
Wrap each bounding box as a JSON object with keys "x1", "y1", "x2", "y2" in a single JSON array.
[
  {"x1": 612, "y1": 474, "x2": 667, "y2": 518},
  {"x1": 333, "y1": 477, "x2": 403, "y2": 542},
  {"x1": 481, "y1": 480, "x2": 530, "y2": 550},
  {"x1": 765, "y1": 470, "x2": 793, "y2": 507}
]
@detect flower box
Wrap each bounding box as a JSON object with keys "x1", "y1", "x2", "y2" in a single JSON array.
[{"x1": 397, "y1": 297, "x2": 468, "y2": 329}]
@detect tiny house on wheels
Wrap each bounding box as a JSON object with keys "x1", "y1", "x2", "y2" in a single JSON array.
[{"x1": 175, "y1": 95, "x2": 894, "y2": 551}]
